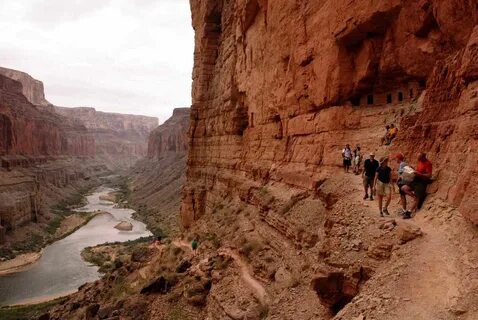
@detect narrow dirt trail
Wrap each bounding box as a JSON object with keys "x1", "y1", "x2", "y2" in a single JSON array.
[
  {"x1": 218, "y1": 248, "x2": 269, "y2": 306},
  {"x1": 347, "y1": 172, "x2": 464, "y2": 319}
]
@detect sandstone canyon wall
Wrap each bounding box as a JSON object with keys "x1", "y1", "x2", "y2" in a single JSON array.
[
  {"x1": 130, "y1": 108, "x2": 190, "y2": 236},
  {"x1": 40, "y1": 2, "x2": 478, "y2": 319},
  {"x1": 183, "y1": 0, "x2": 478, "y2": 227},
  {"x1": 55, "y1": 106, "x2": 158, "y2": 168},
  {"x1": 175, "y1": 0, "x2": 478, "y2": 318},
  {"x1": 0, "y1": 70, "x2": 104, "y2": 246},
  {"x1": 0, "y1": 66, "x2": 50, "y2": 106}
]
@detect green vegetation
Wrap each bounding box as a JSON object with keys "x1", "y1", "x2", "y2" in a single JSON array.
[
  {"x1": 46, "y1": 216, "x2": 62, "y2": 235},
  {"x1": 110, "y1": 176, "x2": 131, "y2": 204},
  {"x1": 258, "y1": 186, "x2": 269, "y2": 196},
  {"x1": 10, "y1": 233, "x2": 44, "y2": 255},
  {"x1": 0, "y1": 297, "x2": 66, "y2": 320},
  {"x1": 51, "y1": 183, "x2": 96, "y2": 216}
]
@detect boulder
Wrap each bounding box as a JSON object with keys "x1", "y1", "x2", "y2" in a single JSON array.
[
  {"x1": 396, "y1": 223, "x2": 423, "y2": 244},
  {"x1": 114, "y1": 221, "x2": 133, "y2": 231}
]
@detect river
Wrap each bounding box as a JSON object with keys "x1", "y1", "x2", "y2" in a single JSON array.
[{"x1": 0, "y1": 187, "x2": 151, "y2": 306}]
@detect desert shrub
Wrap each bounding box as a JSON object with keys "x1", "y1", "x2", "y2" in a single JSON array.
[
  {"x1": 241, "y1": 239, "x2": 263, "y2": 258},
  {"x1": 205, "y1": 233, "x2": 221, "y2": 248},
  {"x1": 46, "y1": 216, "x2": 63, "y2": 235}
]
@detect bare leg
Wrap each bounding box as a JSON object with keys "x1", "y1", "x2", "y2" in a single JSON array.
[
  {"x1": 378, "y1": 195, "x2": 383, "y2": 214},
  {"x1": 400, "y1": 194, "x2": 407, "y2": 211},
  {"x1": 385, "y1": 192, "x2": 392, "y2": 210}
]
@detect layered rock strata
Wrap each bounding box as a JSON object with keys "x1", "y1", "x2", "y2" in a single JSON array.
[
  {"x1": 183, "y1": 0, "x2": 478, "y2": 229},
  {"x1": 177, "y1": 0, "x2": 478, "y2": 318},
  {"x1": 55, "y1": 106, "x2": 158, "y2": 168},
  {"x1": 0, "y1": 74, "x2": 95, "y2": 159},
  {"x1": 130, "y1": 108, "x2": 190, "y2": 236}
]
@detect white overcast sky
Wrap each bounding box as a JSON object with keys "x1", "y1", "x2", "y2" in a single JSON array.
[{"x1": 0, "y1": 0, "x2": 193, "y2": 123}]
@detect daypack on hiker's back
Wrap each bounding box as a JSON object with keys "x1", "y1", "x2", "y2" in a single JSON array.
[{"x1": 401, "y1": 166, "x2": 415, "y2": 184}]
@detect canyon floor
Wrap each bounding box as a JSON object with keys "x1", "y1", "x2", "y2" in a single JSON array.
[{"x1": 33, "y1": 165, "x2": 478, "y2": 320}]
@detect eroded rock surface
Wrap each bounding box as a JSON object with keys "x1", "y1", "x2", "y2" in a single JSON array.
[
  {"x1": 55, "y1": 106, "x2": 158, "y2": 169},
  {"x1": 130, "y1": 108, "x2": 190, "y2": 236}
]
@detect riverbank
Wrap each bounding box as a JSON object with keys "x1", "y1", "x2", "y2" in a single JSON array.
[
  {"x1": 0, "y1": 252, "x2": 42, "y2": 276},
  {"x1": 0, "y1": 187, "x2": 152, "y2": 307},
  {"x1": 0, "y1": 181, "x2": 101, "y2": 262},
  {"x1": 0, "y1": 211, "x2": 104, "y2": 276},
  {"x1": 0, "y1": 296, "x2": 68, "y2": 320}
]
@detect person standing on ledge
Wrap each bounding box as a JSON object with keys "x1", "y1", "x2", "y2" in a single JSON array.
[
  {"x1": 363, "y1": 152, "x2": 379, "y2": 200},
  {"x1": 353, "y1": 145, "x2": 362, "y2": 175},
  {"x1": 342, "y1": 144, "x2": 353, "y2": 173},
  {"x1": 191, "y1": 237, "x2": 199, "y2": 255},
  {"x1": 374, "y1": 157, "x2": 393, "y2": 217}
]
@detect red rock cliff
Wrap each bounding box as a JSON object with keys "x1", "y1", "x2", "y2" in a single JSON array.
[
  {"x1": 0, "y1": 74, "x2": 94, "y2": 159},
  {"x1": 147, "y1": 108, "x2": 190, "y2": 159},
  {"x1": 0, "y1": 67, "x2": 50, "y2": 106},
  {"x1": 55, "y1": 106, "x2": 158, "y2": 167},
  {"x1": 182, "y1": 0, "x2": 478, "y2": 227},
  {"x1": 130, "y1": 108, "x2": 190, "y2": 236}
]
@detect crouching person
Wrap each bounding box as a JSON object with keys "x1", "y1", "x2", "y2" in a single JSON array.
[{"x1": 413, "y1": 153, "x2": 433, "y2": 209}]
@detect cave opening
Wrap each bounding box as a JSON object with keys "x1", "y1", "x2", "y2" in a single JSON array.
[
  {"x1": 367, "y1": 95, "x2": 374, "y2": 105},
  {"x1": 351, "y1": 96, "x2": 361, "y2": 106},
  {"x1": 398, "y1": 91, "x2": 403, "y2": 102},
  {"x1": 386, "y1": 93, "x2": 392, "y2": 104}
]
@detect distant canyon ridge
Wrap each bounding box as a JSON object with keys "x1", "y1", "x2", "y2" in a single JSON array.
[{"x1": 0, "y1": 66, "x2": 160, "y2": 246}]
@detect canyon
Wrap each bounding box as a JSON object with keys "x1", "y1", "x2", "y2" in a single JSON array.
[
  {"x1": 3, "y1": 1, "x2": 478, "y2": 320},
  {"x1": 0, "y1": 67, "x2": 157, "y2": 256},
  {"x1": 55, "y1": 106, "x2": 158, "y2": 169},
  {"x1": 130, "y1": 107, "x2": 190, "y2": 236}
]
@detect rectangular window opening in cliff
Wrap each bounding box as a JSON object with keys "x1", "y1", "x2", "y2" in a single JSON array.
[
  {"x1": 419, "y1": 79, "x2": 426, "y2": 88},
  {"x1": 398, "y1": 92, "x2": 403, "y2": 102},
  {"x1": 351, "y1": 97, "x2": 361, "y2": 106},
  {"x1": 386, "y1": 94, "x2": 392, "y2": 104},
  {"x1": 367, "y1": 95, "x2": 374, "y2": 105},
  {"x1": 250, "y1": 112, "x2": 254, "y2": 128}
]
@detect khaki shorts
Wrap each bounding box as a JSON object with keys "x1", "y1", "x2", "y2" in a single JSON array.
[{"x1": 376, "y1": 181, "x2": 391, "y2": 196}]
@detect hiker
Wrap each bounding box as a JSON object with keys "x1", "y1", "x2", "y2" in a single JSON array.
[
  {"x1": 388, "y1": 124, "x2": 398, "y2": 143},
  {"x1": 396, "y1": 153, "x2": 416, "y2": 219},
  {"x1": 363, "y1": 152, "x2": 379, "y2": 200},
  {"x1": 412, "y1": 152, "x2": 433, "y2": 209},
  {"x1": 374, "y1": 157, "x2": 393, "y2": 217},
  {"x1": 352, "y1": 145, "x2": 362, "y2": 175},
  {"x1": 191, "y1": 238, "x2": 199, "y2": 255},
  {"x1": 381, "y1": 125, "x2": 390, "y2": 145},
  {"x1": 342, "y1": 144, "x2": 353, "y2": 173}
]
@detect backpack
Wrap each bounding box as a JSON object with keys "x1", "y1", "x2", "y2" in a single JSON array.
[{"x1": 401, "y1": 166, "x2": 415, "y2": 184}]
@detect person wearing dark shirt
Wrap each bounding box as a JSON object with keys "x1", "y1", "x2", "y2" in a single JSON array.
[
  {"x1": 362, "y1": 153, "x2": 379, "y2": 200},
  {"x1": 374, "y1": 157, "x2": 393, "y2": 217}
]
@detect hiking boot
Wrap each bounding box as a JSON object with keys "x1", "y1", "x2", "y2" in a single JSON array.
[
  {"x1": 383, "y1": 208, "x2": 390, "y2": 216},
  {"x1": 363, "y1": 194, "x2": 369, "y2": 200},
  {"x1": 403, "y1": 211, "x2": 412, "y2": 219},
  {"x1": 370, "y1": 195, "x2": 374, "y2": 201},
  {"x1": 380, "y1": 211, "x2": 384, "y2": 217}
]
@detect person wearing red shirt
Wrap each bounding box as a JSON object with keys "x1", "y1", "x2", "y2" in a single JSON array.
[
  {"x1": 401, "y1": 153, "x2": 433, "y2": 217},
  {"x1": 416, "y1": 153, "x2": 433, "y2": 181},
  {"x1": 414, "y1": 153, "x2": 432, "y2": 210}
]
